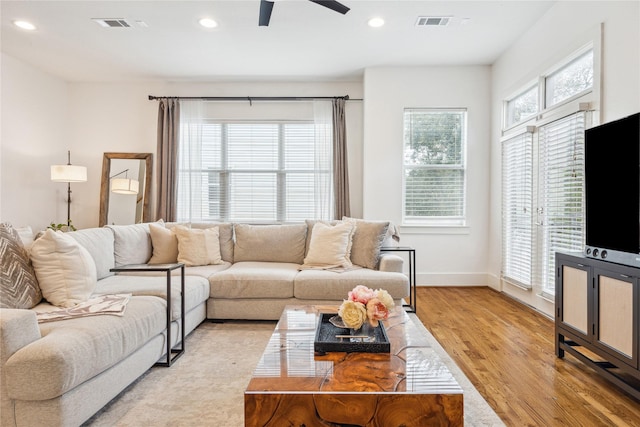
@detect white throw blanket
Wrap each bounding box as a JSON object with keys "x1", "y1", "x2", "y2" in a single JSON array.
[{"x1": 36, "y1": 294, "x2": 131, "y2": 323}]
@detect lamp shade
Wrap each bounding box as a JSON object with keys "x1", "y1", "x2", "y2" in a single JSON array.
[
  {"x1": 51, "y1": 165, "x2": 87, "y2": 182},
  {"x1": 111, "y1": 178, "x2": 139, "y2": 195}
]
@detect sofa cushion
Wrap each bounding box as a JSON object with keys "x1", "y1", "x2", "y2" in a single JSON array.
[
  {"x1": 208, "y1": 261, "x2": 297, "y2": 299},
  {"x1": 173, "y1": 225, "x2": 222, "y2": 267},
  {"x1": 0, "y1": 223, "x2": 42, "y2": 309},
  {"x1": 169, "y1": 222, "x2": 234, "y2": 263},
  {"x1": 94, "y1": 274, "x2": 210, "y2": 319},
  {"x1": 294, "y1": 268, "x2": 409, "y2": 300},
  {"x1": 302, "y1": 221, "x2": 355, "y2": 269},
  {"x1": 234, "y1": 223, "x2": 307, "y2": 264},
  {"x1": 4, "y1": 295, "x2": 167, "y2": 401},
  {"x1": 30, "y1": 229, "x2": 97, "y2": 308},
  {"x1": 68, "y1": 227, "x2": 116, "y2": 279},
  {"x1": 343, "y1": 217, "x2": 390, "y2": 270},
  {"x1": 106, "y1": 222, "x2": 160, "y2": 266},
  {"x1": 149, "y1": 222, "x2": 178, "y2": 264}
]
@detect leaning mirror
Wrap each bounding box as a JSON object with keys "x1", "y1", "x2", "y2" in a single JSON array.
[{"x1": 99, "y1": 153, "x2": 152, "y2": 226}]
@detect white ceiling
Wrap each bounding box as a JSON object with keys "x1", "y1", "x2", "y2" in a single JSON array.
[{"x1": 1, "y1": 0, "x2": 555, "y2": 83}]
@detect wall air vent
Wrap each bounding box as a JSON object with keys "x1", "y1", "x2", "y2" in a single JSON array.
[
  {"x1": 92, "y1": 18, "x2": 132, "y2": 28},
  {"x1": 416, "y1": 16, "x2": 451, "y2": 27}
]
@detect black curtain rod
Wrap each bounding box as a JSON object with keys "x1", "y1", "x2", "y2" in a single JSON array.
[{"x1": 148, "y1": 95, "x2": 362, "y2": 102}]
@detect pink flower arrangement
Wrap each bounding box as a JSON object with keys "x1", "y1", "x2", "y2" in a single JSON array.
[{"x1": 338, "y1": 285, "x2": 395, "y2": 329}]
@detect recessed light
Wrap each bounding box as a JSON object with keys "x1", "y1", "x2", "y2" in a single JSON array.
[
  {"x1": 199, "y1": 18, "x2": 218, "y2": 29},
  {"x1": 13, "y1": 20, "x2": 37, "y2": 31},
  {"x1": 368, "y1": 17, "x2": 384, "y2": 28}
]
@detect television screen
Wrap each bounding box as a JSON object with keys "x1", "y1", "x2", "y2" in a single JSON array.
[{"x1": 585, "y1": 112, "x2": 640, "y2": 255}]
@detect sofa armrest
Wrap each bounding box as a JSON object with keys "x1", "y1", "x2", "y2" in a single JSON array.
[
  {"x1": 378, "y1": 253, "x2": 404, "y2": 273},
  {"x1": 0, "y1": 309, "x2": 41, "y2": 427},
  {"x1": 0, "y1": 309, "x2": 41, "y2": 365}
]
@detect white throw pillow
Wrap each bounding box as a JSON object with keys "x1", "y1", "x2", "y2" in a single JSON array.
[
  {"x1": 30, "y1": 229, "x2": 97, "y2": 308},
  {"x1": 303, "y1": 221, "x2": 356, "y2": 269},
  {"x1": 149, "y1": 223, "x2": 178, "y2": 264},
  {"x1": 173, "y1": 225, "x2": 222, "y2": 267}
]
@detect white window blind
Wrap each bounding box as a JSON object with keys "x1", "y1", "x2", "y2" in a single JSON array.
[
  {"x1": 177, "y1": 101, "x2": 333, "y2": 223},
  {"x1": 501, "y1": 130, "x2": 534, "y2": 289},
  {"x1": 538, "y1": 112, "x2": 586, "y2": 297},
  {"x1": 403, "y1": 109, "x2": 467, "y2": 225}
]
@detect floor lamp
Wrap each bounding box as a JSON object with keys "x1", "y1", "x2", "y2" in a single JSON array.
[{"x1": 51, "y1": 150, "x2": 87, "y2": 230}]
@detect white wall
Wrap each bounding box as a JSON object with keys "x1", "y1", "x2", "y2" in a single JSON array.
[
  {"x1": 363, "y1": 66, "x2": 492, "y2": 286},
  {"x1": 0, "y1": 53, "x2": 73, "y2": 231},
  {"x1": 489, "y1": 1, "x2": 640, "y2": 315},
  {"x1": 1, "y1": 68, "x2": 364, "y2": 231}
]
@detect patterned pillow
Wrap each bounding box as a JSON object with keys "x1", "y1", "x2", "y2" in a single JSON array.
[{"x1": 0, "y1": 223, "x2": 42, "y2": 308}]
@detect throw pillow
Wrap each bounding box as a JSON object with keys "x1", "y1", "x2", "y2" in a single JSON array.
[
  {"x1": 343, "y1": 217, "x2": 390, "y2": 270},
  {"x1": 149, "y1": 223, "x2": 178, "y2": 264},
  {"x1": 304, "y1": 219, "x2": 340, "y2": 257},
  {"x1": 30, "y1": 229, "x2": 97, "y2": 308},
  {"x1": 173, "y1": 225, "x2": 222, "y2": 267},
  {"x1": 303, "y1": 221, "x2": 356, "y2": 269},
  {"x1": 0, "y1": 223, "x2": 42, "y2": 309},
  {"x1": 106, "y1": 220, "x2": 163, "y2": 266}
]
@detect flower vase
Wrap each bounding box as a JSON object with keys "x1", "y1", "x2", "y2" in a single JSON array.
[{"x1": 350, "y1": 322, "x2": 376, "y2": 343}]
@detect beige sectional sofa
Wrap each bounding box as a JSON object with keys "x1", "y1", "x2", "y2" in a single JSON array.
[{"x1": 0, "y1": 219, "x2": 408, "y2": 427}]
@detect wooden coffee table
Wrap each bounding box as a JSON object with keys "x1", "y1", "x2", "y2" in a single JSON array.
[{"x1": 244, "y1": 305, "x2": 463, "y2": 426}]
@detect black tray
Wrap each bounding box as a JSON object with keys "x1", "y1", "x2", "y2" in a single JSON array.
[{"x1": 314, "y1": 313, "x2": 390, "y2": 354}]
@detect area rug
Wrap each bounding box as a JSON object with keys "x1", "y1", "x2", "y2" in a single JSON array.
[{"x1": 84, "y1": 314, "x2": 504, "y2": 426}]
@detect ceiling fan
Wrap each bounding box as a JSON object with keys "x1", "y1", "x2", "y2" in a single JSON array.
[{"x1": 259, "y1": 0, "x2": 350, "y2": 26}]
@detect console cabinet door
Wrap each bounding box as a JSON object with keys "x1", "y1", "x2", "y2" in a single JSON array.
[
  {"x1": 557, "y1": 257, "x2": 591, "y2": 341},
  {"x1": 593, "y1": 267, "x2": 639, "y2": 369}
]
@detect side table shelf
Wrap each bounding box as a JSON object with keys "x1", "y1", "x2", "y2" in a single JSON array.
[
  {"x1": 110, "y1": 263, "x2": 185, "y2": 367},
  {"x1": 381, "y1": 247, "x2": 416, "y2": 313}
]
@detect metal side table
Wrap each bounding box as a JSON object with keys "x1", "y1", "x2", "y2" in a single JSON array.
[
  {"x1": 381, "y1": 247, "x2": 416, "y2": 312},
  {"x1": 110, "y1": 263, "x2": 185, "y2": 367}
]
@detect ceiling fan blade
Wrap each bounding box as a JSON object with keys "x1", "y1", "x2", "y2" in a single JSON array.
[
  {"x1": 308, "y1": 0, "x2": 350, "y2": 15},
  {"x1": 259, "y1": 0, "x2": 274, "y2": 26}
]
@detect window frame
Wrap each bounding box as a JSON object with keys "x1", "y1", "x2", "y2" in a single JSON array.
[
  {"x1": 177, "y1": 119, "x2": 333, "y2": 224},
  {"x1": 500, "y1": 40, "x2": 599, "y2": 298},
  {"x1": 502, "y1": 43, "x2": 595, "y2": 133},
  {"x1": 401, "y1": 108, "x2": 468, "y2": 227}
]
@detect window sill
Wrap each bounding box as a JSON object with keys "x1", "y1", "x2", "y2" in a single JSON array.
[{"x1": 399, "y1": 224, "x2": 470, "y2": 235}]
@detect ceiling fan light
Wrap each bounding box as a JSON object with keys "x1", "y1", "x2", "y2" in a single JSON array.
[{"x1": 368, "y1": 17, "x2": 385, "y2": 28}]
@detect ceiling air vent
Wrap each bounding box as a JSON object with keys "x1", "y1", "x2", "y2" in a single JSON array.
[
  {"x1": 416, "y1": 16, "x2": 451, "y2": 27},
  {"x1": 92, "y1": 18, "x2": 132, "y2": 28}
]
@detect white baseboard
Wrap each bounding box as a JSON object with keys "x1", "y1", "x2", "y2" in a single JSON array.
[{"x1": 416, "y1": 272, "x2": 494, "y2": 287}]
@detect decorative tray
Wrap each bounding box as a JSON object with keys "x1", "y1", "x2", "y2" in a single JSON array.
[{"x1": 314, "y1": 313, "x2": 390, "y2": 354}]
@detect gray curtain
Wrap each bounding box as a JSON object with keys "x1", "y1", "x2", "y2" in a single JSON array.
[
  {"x1": 332, "y1": 98, "x2": 351, "y2": 218},
  {"x1": 156, "y1": 98, "x2": 180, "y2": 222}
]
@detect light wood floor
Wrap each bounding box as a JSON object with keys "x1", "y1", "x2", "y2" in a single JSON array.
[{"x1": 415, "y1": 287, "x2": 640, "y2": 427}]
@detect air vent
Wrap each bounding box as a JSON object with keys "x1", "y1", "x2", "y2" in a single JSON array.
[
  {"x1": 92, "y1": 18, "x2": 132, "y2": 28},
  {"x1": 416, "y1": 16, "x2": 451, "y2": 27}
]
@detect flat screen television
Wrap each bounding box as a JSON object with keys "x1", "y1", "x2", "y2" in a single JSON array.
[{"x1": 585, "y1": 112, "x2": 640, "y2": 266}]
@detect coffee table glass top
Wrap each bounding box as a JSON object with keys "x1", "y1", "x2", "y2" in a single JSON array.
[{"x1": 246, "y1": 305, "x2": 462, "y2": 394}]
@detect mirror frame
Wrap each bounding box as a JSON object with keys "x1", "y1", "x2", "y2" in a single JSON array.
[{"x1": 99, "y1": 152, "x2": 153, "y2": 227}]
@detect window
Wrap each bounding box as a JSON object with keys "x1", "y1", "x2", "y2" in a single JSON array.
[
  {"x1": 504, "y1": 47, "x2": 594, "y2": 131},
  {"x1": 403, "y1": 109, "x2": 467, "y2": 225},
  {"x1": 177, "y1": 102, "x2": 333, "y2": 223},
  {"x1": 501, "y1": 44, "x2": 595, "y2": 297},
  {"x1": 505, "y1": 85, "x2": 538, "y2": 128},
  {"x1": 538, "y1": 112, "x2": 586, "y2": 297},
  {"x1": 545, "y1": 49, "x2": 594, "y2": 108},
  {"x1": 501, "y1": 131, "x2": 534, "y2": 289}
]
